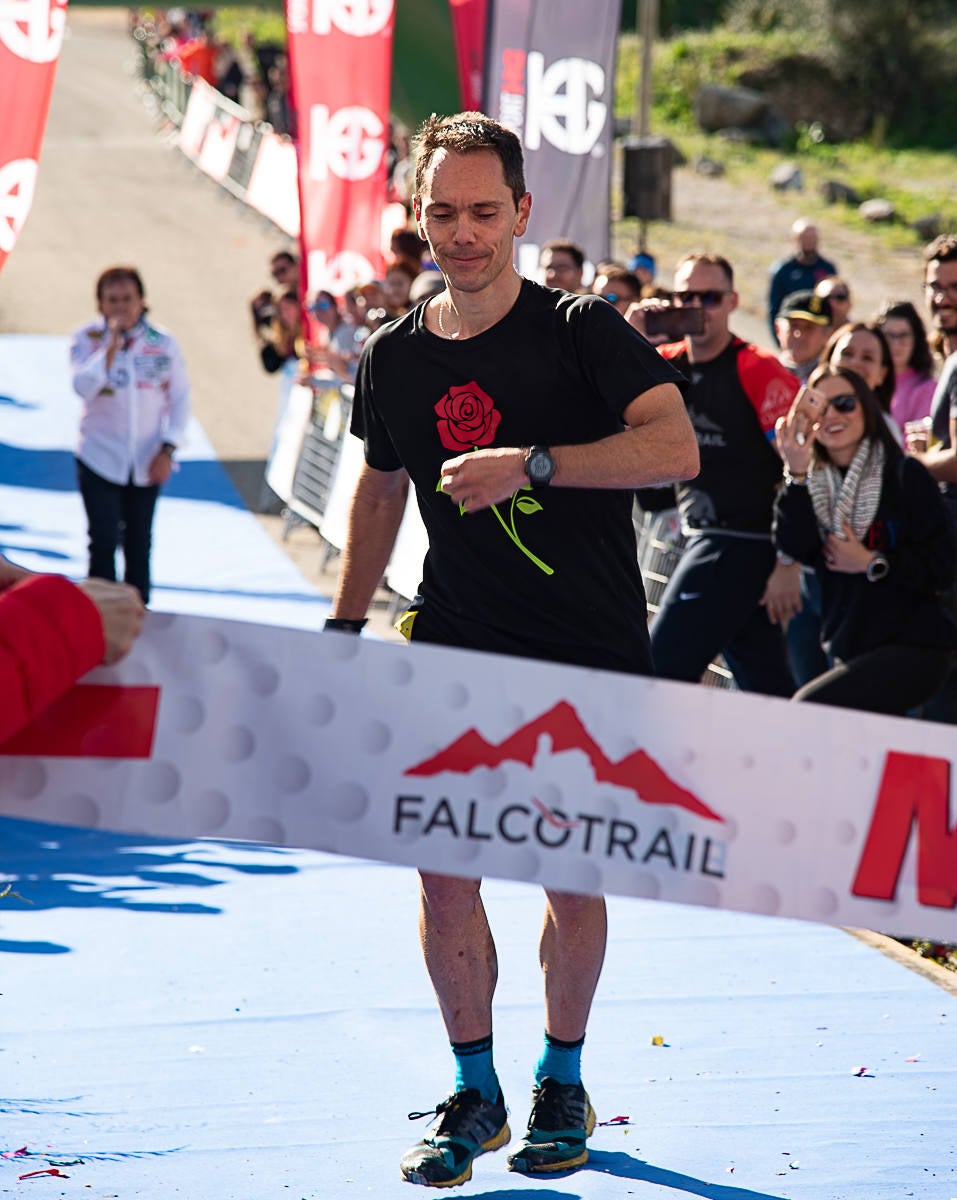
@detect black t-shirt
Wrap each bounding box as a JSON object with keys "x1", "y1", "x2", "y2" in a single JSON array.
[
  {"x1": 351, "y1": 278, "x2": 686, "y2": 673},
  {"x1": 774, "y1": 453, "x2": 957, "y2": 660},
  {"x1": 661, "y1": 337, "x2": 792, "y2": 536}
]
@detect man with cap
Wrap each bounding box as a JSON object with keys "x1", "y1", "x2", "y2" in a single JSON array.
[{"x1": 774, "y1": 289, "x2": 833, "y2": 382}]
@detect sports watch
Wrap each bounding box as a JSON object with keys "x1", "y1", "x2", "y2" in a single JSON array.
[
  {"x1": 865, "y1": 553, "x2": 890, "y2": 582},
  {"x1": 524, "y1": 445, "x2": 555, "y2": 489}
]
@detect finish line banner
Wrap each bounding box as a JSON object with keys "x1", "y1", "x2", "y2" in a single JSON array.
[{"x1": 1, "y1": 612, "x2": 955, "y2": 943}]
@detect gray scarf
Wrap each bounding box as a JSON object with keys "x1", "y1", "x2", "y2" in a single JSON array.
[{"x1": 807, "y1": 437, "x2": 885, "y2": 541}]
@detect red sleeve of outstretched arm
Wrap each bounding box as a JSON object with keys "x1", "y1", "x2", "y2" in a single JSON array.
[
  {"x1": 0, "y1": 576, "x2": 105, "y2": 744},
  {"x1": 736, "y1": 342, "x2": 800, "y2": 436}
]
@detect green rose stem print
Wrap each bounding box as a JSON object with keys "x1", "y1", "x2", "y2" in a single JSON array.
[{"x1": 434, "y1": 381, "x2": 554, "y2": 576}]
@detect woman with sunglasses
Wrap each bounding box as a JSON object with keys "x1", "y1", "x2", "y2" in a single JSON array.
[
  {"x1": 774, "y1": 364, "x2": 957, "y2": 713},
  {"x1": 784, "y1": 321, "x2": 901, "y2": 686}
]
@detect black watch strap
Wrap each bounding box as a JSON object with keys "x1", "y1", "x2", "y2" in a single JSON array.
[{"x1": 324, "y1": 616, "x2": 368, "y2": 633}]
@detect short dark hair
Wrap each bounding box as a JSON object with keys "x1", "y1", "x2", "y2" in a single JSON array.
[
  {"x1": 271, "y1": 251, "x2": 297, "y2": 268},
  {"x1": 806, "y1": 363, "x2": 902, "y2": 466},
  {"x1": 874, "y1": 299, "x2": 934, "y2": 376},
  {"x1": 96, "y1": 265, "x2": 145, "y2": 303},
  {"x1": 389, "y1": 228, "x2": 427, "y2": 262},
  {"x1": 541, "y1": 238, "x2": 585, "y2": 271},
  {"x1": 675, "y1": 251, "x2": 734, "y2": 290},
  {"x1": 924, "y1": 235, "x2": 957, "y2": 267},
  {"x1": 595, "y1": 266, "x2": 642, "y2": 299},
  {"x1": 413, "y1": 111, "x2": 526, "y2": 208}
]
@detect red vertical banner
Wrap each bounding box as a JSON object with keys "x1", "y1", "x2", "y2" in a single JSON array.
[
  {"x1": 449, "y1": 0, "x2": 488, "y2": 112},
  {"x1": 0, "y1": 0, "x2": 69, "y2": 274},
  {"x1": 285, "y1": 0, "x2": 394, "y2": 297}
]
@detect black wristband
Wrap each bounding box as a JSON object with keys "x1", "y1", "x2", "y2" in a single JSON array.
[{"x1": 323, "y1": 617, "x2": 367, "y2": 634}]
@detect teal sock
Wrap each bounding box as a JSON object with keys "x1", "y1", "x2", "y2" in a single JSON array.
[
  {"x1": 452, "y1": 1035, "x2": 499, "y2": 1103},
  {"x1": 534, "y1": 1031, "x2": 584, "y2": 1086}
]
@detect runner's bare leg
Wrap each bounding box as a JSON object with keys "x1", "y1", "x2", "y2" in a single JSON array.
[
  {"x1": 540, "y1": 890, "x2": 607, "y2": 1039},
  {"x1": 419, "y1": 871, "x2": 497, "y2": 1041}
]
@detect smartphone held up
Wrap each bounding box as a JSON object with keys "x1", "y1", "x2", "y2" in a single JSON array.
[{"x1": 642, "y1": 305, "x2": 706, "y2": 339}]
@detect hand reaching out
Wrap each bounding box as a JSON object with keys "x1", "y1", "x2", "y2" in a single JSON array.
[{"x1": 77, "y1": 579, "x2": 145, "y2": 664}]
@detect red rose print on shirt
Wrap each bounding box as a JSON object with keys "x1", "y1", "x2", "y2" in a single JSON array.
[
  {"x1": 434, "y1": 381, "x2": 502, "y2": 451},
  {"x1": 433, "y1": 380, "x2": 553, "y2": 576}
]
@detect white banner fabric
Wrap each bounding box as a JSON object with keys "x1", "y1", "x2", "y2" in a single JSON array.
[{"x1": 1, "y1": 613, "x2": 954, "y2": 942}]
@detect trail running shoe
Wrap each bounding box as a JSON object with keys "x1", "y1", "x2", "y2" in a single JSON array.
[
  {"x1": 400, "y1": 1087, "x2": 510, "y2": 1187},
  {"x1": 506, "y1": 1076, "x2": 596, "y2": 1174}
]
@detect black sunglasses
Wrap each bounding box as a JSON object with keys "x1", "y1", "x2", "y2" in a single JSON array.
[
  {"x1": 827, "y1": 393, "x2": 858, "y2": 413},
  {"x1": 672, "y1": 289, "x2": 728, "y2": 308}
]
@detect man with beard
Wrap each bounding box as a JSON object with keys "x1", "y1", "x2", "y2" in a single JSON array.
[{"x1": 904, "y1": 235, "x2": 957, "y2": 721}]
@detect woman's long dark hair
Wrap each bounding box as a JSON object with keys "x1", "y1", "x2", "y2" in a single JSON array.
[
  {"x1": 874, "y1": 299, "x2": 935, "y2": 376},
  {"x1": 805, "y1": 364, "x2": 903, "y2": 467}
]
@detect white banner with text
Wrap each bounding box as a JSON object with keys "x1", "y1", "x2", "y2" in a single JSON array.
[{"x1": 0, "y1": 612, "x2": 954, "y2": 942}]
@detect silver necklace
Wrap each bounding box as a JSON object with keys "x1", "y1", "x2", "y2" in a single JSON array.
[{"x1": 437, "y1": 299, "x2": 460, "y2": 339}]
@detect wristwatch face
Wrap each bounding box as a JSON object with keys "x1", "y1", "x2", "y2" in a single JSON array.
[
  {"x1": 526, "y1": 447, "x2": 555, "y2": 488},
  {"x1": 867, "y1": 554, "x2": 889, "y2": 581}
]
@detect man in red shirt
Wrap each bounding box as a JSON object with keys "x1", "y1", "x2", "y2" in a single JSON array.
[{"x1": 630, "y1": 252, "x2": 799, "y2": 694}]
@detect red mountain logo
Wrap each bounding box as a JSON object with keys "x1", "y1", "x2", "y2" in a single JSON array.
[{"x1": 405, "y1": 700, "x2": 722, "y2": 823}]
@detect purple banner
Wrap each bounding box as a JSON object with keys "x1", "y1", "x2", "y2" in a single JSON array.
[{"x1": 482, "y1": 0, "x2": 620, "y2": 278}]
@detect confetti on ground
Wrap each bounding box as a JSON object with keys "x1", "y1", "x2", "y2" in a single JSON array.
[
  {"x1": 906, "y1": 1055, "x2": 921, "y2": 1063},
  {"x1": 18, "y1": 1168, "x2": 70, "y2": 1181},
  {"x1": 852, "y1": 1067, "x2": 871, "y2": 1077},
  {"x1": 598, "y1": 1115, "x2": 630, "y2": 1126},
  {"x1": 1, "y1": 1148, "x2": 30, "y2": 1160},
  {"x1": 651, "y1": 1035, "x2": 664, "y2": 1046}
]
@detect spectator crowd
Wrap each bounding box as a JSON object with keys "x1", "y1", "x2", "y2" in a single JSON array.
[{"x1": 123, "y1": 11, "x2": 957, "y2": 725}]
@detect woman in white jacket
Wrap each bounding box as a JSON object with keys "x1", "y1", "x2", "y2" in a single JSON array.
[{"x1": 71, "y1": 266, "x2": 190, "y2": 603}]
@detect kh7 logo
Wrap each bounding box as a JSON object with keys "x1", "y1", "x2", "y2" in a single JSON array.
[
  {"x1": 395, "y1": 701, "x2": 726, "y2": 876},
  {"x1": 0, "y1": 0, "x2": 67, "y2": 63},
  {"x1": 496, "y1": 49, "x2": 608, "y2": 157},
  {"x1": 286, "y1": 0, "x2": 392, "y2": 37},
  {"x1": 525, "y1": 53, "x2": 608, "y2": 155},
  {"x1": 309, "y1": 104, "x2": 386, "y2": 182},
  {"x1": 0, "y1": 158, "x2": 38, "y2": 255}
]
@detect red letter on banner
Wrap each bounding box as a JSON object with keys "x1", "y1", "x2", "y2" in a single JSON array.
[
  {"x1": 0, "y1": 0, "x2": 69, "y2": 273},
  {"x1": 851, "y1": 750, "x2": 957, "y2": 909},
  {"x1": 285, "y1": 0, "x2": 394, "y2": 297}
]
